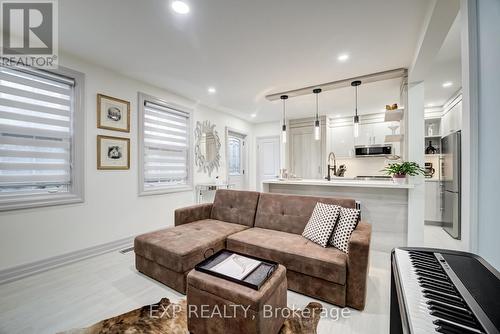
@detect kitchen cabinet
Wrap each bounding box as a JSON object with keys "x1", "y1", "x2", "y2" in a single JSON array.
[
  {"x1": 330, "y1": 124, "x2": 355, "y2": 158},
  {"x1": 289, "y1": 118, "x2": 325, "y2": 179},
  {"x1": 328, "y1": 116, "x2": 401, "y2": 157},
  {"x1": 354, "y1": 122, "x2": 388, "y2": 146},
  {"x1": 442, "y1": 112, "x2": 451, "y2": 135},
  {"x1": 441, "y1": 100, "x2": 462, "y2": 136},
  {"x1": 425, "y1": 181, "x2": 442, "y2": 222}
]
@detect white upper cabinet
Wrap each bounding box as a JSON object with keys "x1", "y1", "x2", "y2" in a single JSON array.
[
  {"x1": 355, "y1": 121, "x2": 389, "y2": 146},
  {"x1": 442, "y1": 111, "x2": 451, "y2": 136},
  {"x1": 328, "y1": 113, "x2": 399, "y2": 158},
  {"x1": 441, "y1": 96, "x2": 462, "y2": 136},
  {"x1": 330, "y1": 124, "x2": 355, "y2": 158}
]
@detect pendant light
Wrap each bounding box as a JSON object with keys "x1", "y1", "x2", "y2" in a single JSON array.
[
  {"x1": 313, "y1": 88, "x2": 321, "y2": 141},
  {"x1": 351, "y1": 80, "x2": 361, "y2": 138},
  {"x1": 281, "y1": 95, "x2": 288, "y2": 144}
]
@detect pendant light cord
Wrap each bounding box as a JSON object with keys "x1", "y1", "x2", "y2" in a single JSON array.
[
  {"x1": 355, "y1": 85, "x2": 358, "y2": 117},
  {"x1": 282, "y1": 99, "x2": 286, "y2": 124},
  {"x1": 280, "y1": 95, "x2": 288, "y2": 129},
  {"x1": 316, "y1": 93, "x2": 319, "y2": 121}
]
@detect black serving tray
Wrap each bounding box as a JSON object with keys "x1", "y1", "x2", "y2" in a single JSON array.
[{"x1": 195, "y1": 250, "x2": 278, "y2": 290}]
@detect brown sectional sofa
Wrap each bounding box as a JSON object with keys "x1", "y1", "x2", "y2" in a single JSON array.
[{"x1": 134, "y1": 189, "x2": 371, "y2": 310}]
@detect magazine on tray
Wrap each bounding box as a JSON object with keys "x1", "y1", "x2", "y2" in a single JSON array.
[{"x1": 209, "y1": 253, "x2": 261, "y2": 280}]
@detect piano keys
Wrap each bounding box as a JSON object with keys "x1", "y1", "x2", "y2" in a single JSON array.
[{"x1": 390, "y1": 247, "x2": 500, "y2": 334}]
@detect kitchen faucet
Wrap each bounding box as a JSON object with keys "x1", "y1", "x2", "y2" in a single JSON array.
[{"x1": 326, "y1": 152, "x2": 337, "y2": 181}]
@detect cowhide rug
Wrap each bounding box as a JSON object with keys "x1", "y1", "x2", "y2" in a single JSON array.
[{"x1": 60, "y1": 298, "x2": 323, "y2": 334}]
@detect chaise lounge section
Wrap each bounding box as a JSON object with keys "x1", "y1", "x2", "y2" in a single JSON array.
[
  {"x1": 134, "y1": 190, "x2": 260, "y2": 293},
  {"x1": 134, "y1": 189, "x2": 371, "y2": 310}
]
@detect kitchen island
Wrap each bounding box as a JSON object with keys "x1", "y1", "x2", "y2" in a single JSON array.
[{"x1": 263, "y1": 178, "x2": 415, "y2": 251}]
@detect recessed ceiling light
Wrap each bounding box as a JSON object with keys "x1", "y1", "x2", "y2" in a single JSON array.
[
  {"x1": 442, "y1": 81, "x2": 453, "y2": 88},
  {"x1": 172, "y1": 1, "x2": 189, "y2": 14},
  {"x1": 337, "y1": 53, "x2": 349, "y2": 62},
  {"x1": 426, "y1": 103, "x2": 435, "y2": 107},
  {"x1": 250, "y1": 113, "x2": 257, "y2": 118},
  {"x1": 207, "y1": 87, "x2": 216, "y2": 94}
]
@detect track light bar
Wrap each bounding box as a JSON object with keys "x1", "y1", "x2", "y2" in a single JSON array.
[{"x1": 265, "y1": 68, "x2": 407, "y2": 101}]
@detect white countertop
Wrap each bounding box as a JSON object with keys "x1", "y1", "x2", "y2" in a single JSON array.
[{"x1": 263, "y1": 178, "x2": 415, "y2": 189}]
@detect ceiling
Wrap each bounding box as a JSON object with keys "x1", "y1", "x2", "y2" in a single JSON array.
[
  {"x1": 424, "y1": 13, "x2": 462, "y2": 107},
  {"x1": 59, "y1": 0, "x2": 432, "y2": 122}
]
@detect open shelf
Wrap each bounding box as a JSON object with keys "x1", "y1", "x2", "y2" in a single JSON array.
[
  {"x1": 384, "y1": 108, "x2": 404, "y2": 122},
  {"x1": 424, "y1": 118, "x2": 441, "y2": 154}
]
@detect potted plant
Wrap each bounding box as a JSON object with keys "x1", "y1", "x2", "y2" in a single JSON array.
[{"x1": 382, "y1": 161, "x2": 425, "y2": 184}]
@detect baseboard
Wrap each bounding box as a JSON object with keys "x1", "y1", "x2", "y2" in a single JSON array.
[
  {"x1": 425, "y1": 220, "x2": 443, "y2": 226},
  {"x1": 0, "y1": 235, "x2": 134, "y2": 285}
]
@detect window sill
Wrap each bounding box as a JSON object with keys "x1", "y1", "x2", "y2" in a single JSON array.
[
  {"x1": 0, "y1": 193, "x2": 84, "y2": 212},
  {"x1": 138, "y1": 185, "x2": 193, "y2": 197}
]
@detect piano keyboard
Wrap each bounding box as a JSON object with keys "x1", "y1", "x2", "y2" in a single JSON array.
[{"x1": 391, "y1": 248, "x2": 500, "y2": 334}]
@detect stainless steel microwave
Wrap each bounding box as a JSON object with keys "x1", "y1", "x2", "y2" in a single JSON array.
[{"x1": 354, "y1": 144, "x2": 392, "y2": 157}]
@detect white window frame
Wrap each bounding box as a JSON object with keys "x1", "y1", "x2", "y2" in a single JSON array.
[
  {"x1": 0, "y1": 65, "x2": 85, "y2": 211},
  {"x1": 138, "y1": 92, "x2": 193, "y2": 196}
]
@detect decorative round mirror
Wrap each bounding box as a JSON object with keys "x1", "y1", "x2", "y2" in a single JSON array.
[{"x1": 194, "y1": 120, "x2": 221, "y2": 177}]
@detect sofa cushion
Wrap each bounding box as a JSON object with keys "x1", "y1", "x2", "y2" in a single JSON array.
[
  {"x1": 330, "y1": 207, "x2": 360, "y2": 253},
  {"x1": 227, "y1": 227, "x2": 347, "y2": 285},
  {"x1": 302, "y1": 203, "x2": 341, "y2": 247},
  {"x1": 254, "y1": 192, "x2": 356, "y2": 234},
  {"x1": 210, "y1": 189, "x2": 260, "y2": 227},
  {"x1": 134, "y1": 219, "x2": 249, "y2": 273}
]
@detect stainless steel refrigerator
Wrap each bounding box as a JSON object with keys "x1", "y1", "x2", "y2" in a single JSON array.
[{"x1": 440, "y1": 131, "x2": 461, "y2": 239}]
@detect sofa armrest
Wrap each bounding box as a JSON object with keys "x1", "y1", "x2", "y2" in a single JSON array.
[
  {"x1": 174, "y1": 203, "x2": 213, "y2": 226},
  {"x1": 345, "y1": 221, "x2": 372, "y2": 310}
]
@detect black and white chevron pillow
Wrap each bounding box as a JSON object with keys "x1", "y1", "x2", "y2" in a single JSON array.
[
  {"x1": 302, "y1": 203, "x2": 341, "y2": 247},
  {"x1": 329, "y1": 207, "x2": 360, "y2": 253}
]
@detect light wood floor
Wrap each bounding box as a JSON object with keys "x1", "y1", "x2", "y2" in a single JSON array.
[
  {"x1": 0, "y1": 247, "x2": 392, "y2": 334},
  {"x1": 424, "y1": 225, "x2": 465, "y2": 251},
  {"x1": 0, "y1": 225, "x2": 459, "y2": 334}
]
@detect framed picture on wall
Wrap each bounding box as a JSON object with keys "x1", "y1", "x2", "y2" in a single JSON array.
[
  {"x1": 97, "y1": 135, "x2": 130, "y2": 170},
  {"x1": 97, "y1": 94, "x2": 130, "y2": 132}
]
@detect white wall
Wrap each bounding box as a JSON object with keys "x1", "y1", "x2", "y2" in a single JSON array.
[
  {"x1": 335, "y1": 157, "x2": 388, "y2": 178},
  {"x1": 0, "y1": 53, "x2": 254, "y2": 270},
  {"x1": 406, "y1": 82, "x2": 425, "y2": 247},
  {"x1": 476, "y1": 0, "x2": 500, "y2": 270}
]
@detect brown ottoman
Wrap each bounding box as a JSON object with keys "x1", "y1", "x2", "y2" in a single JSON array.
[{"x1": 187, "y1": 264, "x2": 287, "y2": 334}]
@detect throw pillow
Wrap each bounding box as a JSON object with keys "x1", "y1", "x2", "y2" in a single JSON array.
[
  {"x1": 302, "y1": 203, "x2": 341, "y2": 247},
  {"x1": 329, "y1": 207, "x2": 360, "y2": 253}
]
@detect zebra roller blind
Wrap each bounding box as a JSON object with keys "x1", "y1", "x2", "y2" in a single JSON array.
[
  {"x1": 0, "y1": 66, "x2": 75, "y2": 195},
  {"x1": 142, "y1": 100, "x2": 190, "y2": 191}
]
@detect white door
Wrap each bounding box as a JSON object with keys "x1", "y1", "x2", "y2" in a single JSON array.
[
  {"x1": 227, "y1": 131, "x2": 247, "y2": 190},
  {"x1": 257, "y1": 136, "x2": 280, "y2": 191}
]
